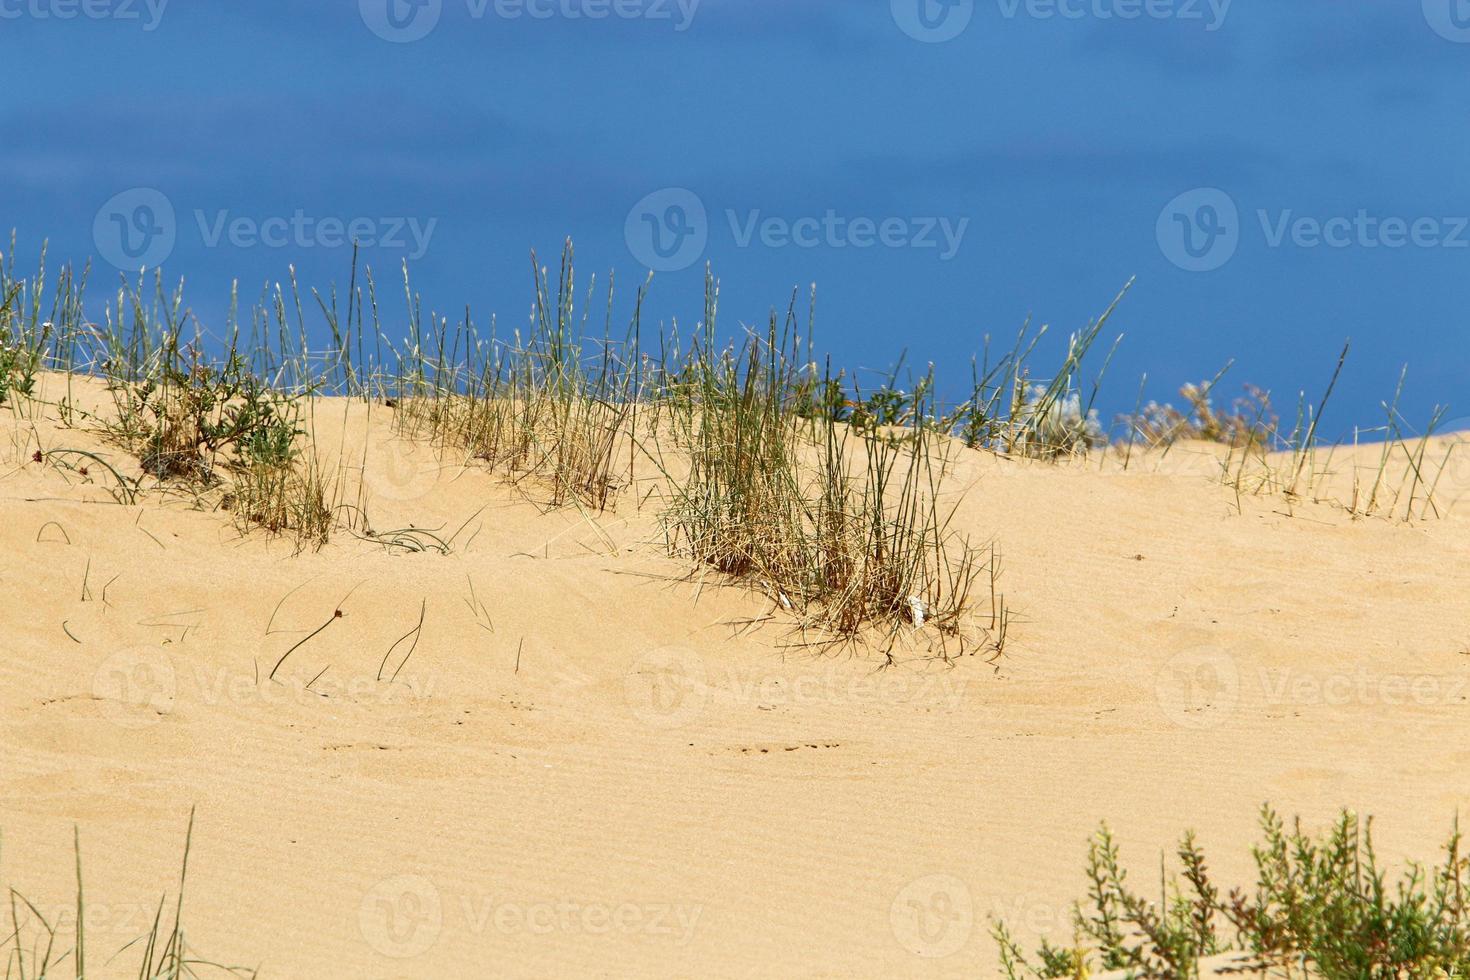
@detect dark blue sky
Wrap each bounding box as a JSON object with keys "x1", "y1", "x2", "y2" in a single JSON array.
[{"x1": 4, "y1": 0, "x2": 1468, "y2": 433}]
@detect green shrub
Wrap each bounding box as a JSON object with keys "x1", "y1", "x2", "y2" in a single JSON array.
[{"x1": 996, "y1": 806, "x2": 1470, "y2": 979}]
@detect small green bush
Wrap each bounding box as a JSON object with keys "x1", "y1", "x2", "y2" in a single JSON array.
[{"x1": 996, "y1": 806, "x2": 1470, "y2": 979}]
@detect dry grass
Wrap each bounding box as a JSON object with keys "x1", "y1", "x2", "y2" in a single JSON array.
[
  {"x1": 393, "y1": 245, "x2": 644, "y2": 511},
  {"x1": 221, "y1": 455, "x2": 349, "y2": 553},
  {"x1": 4, "y1": 810, "x2": 253, "y2": 980},
  {"x1": 655, "y1": 289, "x2": 992, "y2": 653}
]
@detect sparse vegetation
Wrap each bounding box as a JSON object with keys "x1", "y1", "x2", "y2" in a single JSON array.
[
  {"x1": 1200, "y1": 345, "x2": 1456, "y2": 522},
  {"x1": 2, "y1": 227, "x2": 1459, "y2": 647},
  {"x1": 393, "y1": 244, "x2": 646, "y2": 512},
  {"x1": 1126, "y1": 379, "x2": 1278, "y2": 452},
  {"x1": 222, "y1": 454, "x2": 343, "y2": 552},
  {"x1": 4, "y1": 811, "x2": 253, "y2": 979},
  {"x1": 994, "y1": 806, "x2": 1470, "y2": 979},
  {"x1": 0, "y1": 336, "x2": 41, "y2": 408},
  {"x1": 101, "y1": 344, "x2": 302, "y2": 482},
  {"x1": 655, "y1": 286, "x2": 990, "y2": 652}
]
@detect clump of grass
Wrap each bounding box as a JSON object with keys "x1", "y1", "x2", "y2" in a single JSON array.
[
  {"x1": 814, "y1": 373, "x2": 990, "y2": 643},
  {"x1": 647, "y1": 278, "x2": 1130, "y2": 647},
  {"x1": 657, "y1": 280, "x2": 991, "y2": 652},
  {"x1": 1007, "y1": 382, "x2": 1106, "y2": 459},
  {"x1": 222, "y1": 454, "x2": 348, "y2": 553},
  {"x1": 0, "y1": 231, "x2": 1128, "y2": 654},
  {"x1": 991, "y1": 286, "x2": 1127, "y2": 460},
  {"x1": 79, "y1": 279, "x2": 363, "y2": 549},
  {"x1": 3, "y1": 259, "x2": 365, "y2": 547},
  {"x1": 393, "y1": 241, "x2": 645, "y2": 511},
  {"x1": 994, "y1": 805, "x2": 1470, "y2": 979},
  {"x1": 5, "y1": 810, "x2": 254, "y2": 979}
]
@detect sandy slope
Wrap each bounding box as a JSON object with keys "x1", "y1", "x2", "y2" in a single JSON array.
[{"x1": 3, "y1": 372, "x2": 1470, "y2": 978}]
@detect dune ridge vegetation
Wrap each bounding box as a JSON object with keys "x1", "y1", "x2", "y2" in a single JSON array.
[
  {"x1": 1, "y1": 235, "x2": 1460, "y2": 647},
  {"x1": 0, "y1": 235, "x2": 1131, "y2": 655}
]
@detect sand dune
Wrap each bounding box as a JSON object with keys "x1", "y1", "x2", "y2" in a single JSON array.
[{"x1": 4, "y1": 370, "x2": 1470, "y2": 977}]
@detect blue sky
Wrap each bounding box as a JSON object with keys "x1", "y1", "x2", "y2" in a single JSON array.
[{"x1": 3, "y1": 0, "x2": 1468, "y2": 433}]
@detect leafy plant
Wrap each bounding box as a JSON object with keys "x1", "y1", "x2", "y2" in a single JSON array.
[
  {"x1": 0, "y1": 338, "x2": 40, "y2": 406},
  {"x1": 996, "y1": 806, "x2": 1470, "y2": 979},
  {"x1": 106, "y1": 345, "x2": 302, "y2": 481}
]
